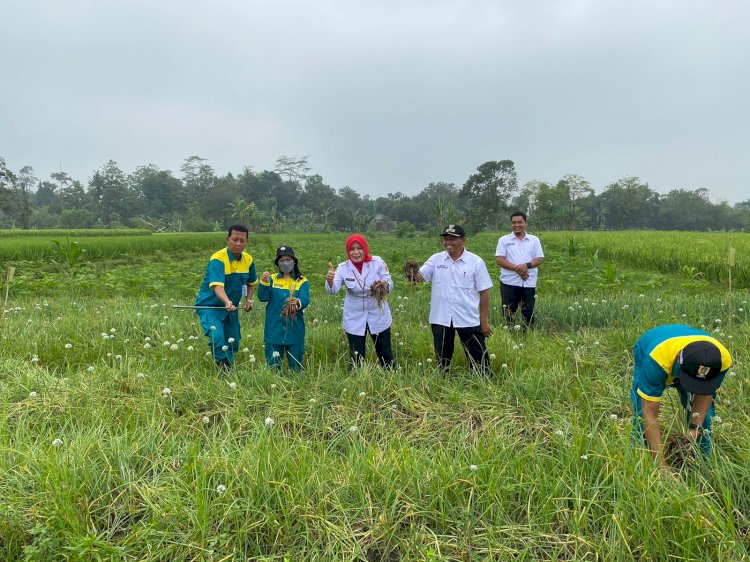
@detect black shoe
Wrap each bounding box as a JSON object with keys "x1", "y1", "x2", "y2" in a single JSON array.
[{"x1": 217, "y1": 359, "x2": 232, "y2": 373}]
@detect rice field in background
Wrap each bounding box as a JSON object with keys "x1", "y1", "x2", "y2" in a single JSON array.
[
  {"x1": 0, "y1": 228, "x2": 153, "y2": 238},
  {"x1": 0, "y1": 231, "x2": 748, "y2": 560}
]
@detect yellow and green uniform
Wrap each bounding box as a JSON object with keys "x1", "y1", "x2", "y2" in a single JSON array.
[
  {"x1": 257, "y1": 273, "x2": 310, "y2": 371},
  {"x1": 631, "y1": 324, "x2": 732, "y2": 453},
  {"x1": 194, "y1": 247, "x2": 258, "y2": 364}
]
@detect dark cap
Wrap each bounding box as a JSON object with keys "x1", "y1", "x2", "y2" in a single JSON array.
[
  {"x1": 440, "y1": 224, "x2": 466, "y2": 238},
  {"x1": 678, "y1": 340, "x2": 723, "y2": 394},
  {"x1": 274, "y1": 246, "x2": 297, "y2": 265}
]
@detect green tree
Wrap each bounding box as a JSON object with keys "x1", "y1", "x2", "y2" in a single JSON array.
[
  {"x1": 181, "y1": 156, "x2": 216, "y2": 211},
  {"x1": 228, "y1": 196, "x2": 262, "y2": 231},
  {"x1": 275, "y1": 155, "x2": 311, "y2": 184},
  {"x1": 131, "y1": 165, "x2": 185, "y2": 218},
  {"x1": 15, "y1": 166, "x2": 35, "y2": 228},
  {"x1": 599, "y1": 177, "x2": 659, "y2": 229},
  {"x1": 460, "y1": 160, "x2": 518, "y2": 232},
  {"x1": 303, "y1": 175, "x2": 337, "y2": 221},
  {"x1": 659, "y1": 188, "x2": 715, "y2": 230},
  {"x1": 59, "y1": 208, "x2": 94, "y2": 228},
  {"x1": 0, "y1": 157, "x2": 18, "y2": 226},
  {"x1": 558, "y1": 174, "x2": 594, "y2": 230},
  {"x1": 415, "y1": 182, "x2": 460, "y2": 231},
  {"x1": 34, "y1": 181, "x2": 61, "y2": 212},
  {"x1": 525, "y1": 181, "x2": 566, "y2": 230},
  {"x1": 88, "y1": 160, "x2": 137, "y2": 226},
  {"x1": 59, "y1": 180, "x2": 91, "y2": 212}
]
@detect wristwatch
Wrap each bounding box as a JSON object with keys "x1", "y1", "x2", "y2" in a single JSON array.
[{"x1": 525, "y1": 262, "x2": 533, "y2": 269}]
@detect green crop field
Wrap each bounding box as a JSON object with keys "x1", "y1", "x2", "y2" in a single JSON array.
[{"x1": 1, "y1": 231, "x2": 748, "y2": 561}]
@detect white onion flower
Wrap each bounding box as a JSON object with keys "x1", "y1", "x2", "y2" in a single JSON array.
[
  {"x1": 264, "y1": 417, "x2": 275, "y2": 426},
  {"x1": 162, "y1": 387, "x2": 171, "y2": 396}
]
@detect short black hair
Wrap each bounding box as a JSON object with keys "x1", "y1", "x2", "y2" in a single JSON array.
[
  {"x1": 510, "y1": 211, "x2": 527, "y2": 222},
  {"x1": 227, "y1": 224, "x2": 249, "y2": 238}
]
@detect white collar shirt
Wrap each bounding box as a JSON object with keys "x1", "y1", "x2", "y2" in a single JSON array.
[
  {"x1": 418, "y1": 249, "x2": 493, "y2": 327},
  {"x1": 495, "y1": 232, "x2": 544, "y2": 288},
  {"x1": 325, "y1": 256, "x2": 393, "y2": 336}
]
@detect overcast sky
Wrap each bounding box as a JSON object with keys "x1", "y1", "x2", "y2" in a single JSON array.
[{"x1": 2, "y1": 0, "x2": 748, "y2": 203}]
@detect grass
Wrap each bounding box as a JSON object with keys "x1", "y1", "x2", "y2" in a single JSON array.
[{"x1": 0, "y1": 232, "x2": 748, "y2": 560}]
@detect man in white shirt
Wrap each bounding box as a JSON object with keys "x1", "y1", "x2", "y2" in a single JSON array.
[
  {"x1": 415, "y1": 224, "x2": 494, "y2": 374},
  {"x1": 495, "y1": 211, "x2": 544, "y2": 328}
]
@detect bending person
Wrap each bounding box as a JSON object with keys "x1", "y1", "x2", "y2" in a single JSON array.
[{"x1": 631, "y1": 324, "x2": 732, "y2": 461}]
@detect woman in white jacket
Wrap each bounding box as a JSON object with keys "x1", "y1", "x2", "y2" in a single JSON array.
[{"x1": 325, "y1": 233, "x2": 394, "y2": 368}]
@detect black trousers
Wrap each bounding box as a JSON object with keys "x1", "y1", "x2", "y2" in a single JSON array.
[
  {"x1": 347, "y1": 326, "x2": 394, "y2": 368},
  {"x1": 500, "y1": 282, "x2": 537, "y2": 327},
  {"x1": 431, "y1": 323, "x2": 491, "y2": 374}
]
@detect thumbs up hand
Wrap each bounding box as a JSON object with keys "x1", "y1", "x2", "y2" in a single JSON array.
[{"x1": 326, "y1": 261, "x2": 336, "y2": 286}]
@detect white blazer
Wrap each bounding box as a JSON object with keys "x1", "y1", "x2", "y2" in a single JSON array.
[{"x1": 325, "y1": 256, "x2": 394, "y2": 336}]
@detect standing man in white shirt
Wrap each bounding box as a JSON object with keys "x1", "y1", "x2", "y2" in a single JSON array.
[
  {"x1": 414, "y1": 224, "x2": 494, "y2": 374},
  {"x1": 495, "y1": 211, "x2": 545, "y2": 328}
]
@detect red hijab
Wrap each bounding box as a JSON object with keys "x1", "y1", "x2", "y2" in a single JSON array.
[{"x1": 345, "y1": 233, "x2": 372, "y2": 272}]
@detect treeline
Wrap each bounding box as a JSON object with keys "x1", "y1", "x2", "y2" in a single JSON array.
[{"x1": 1, "y1": 155, "x2": 749, "y2": 233}]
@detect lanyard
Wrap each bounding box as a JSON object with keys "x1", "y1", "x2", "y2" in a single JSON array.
[{"x1": 349, "y1": 262, "x2": 369, "y2": 292}]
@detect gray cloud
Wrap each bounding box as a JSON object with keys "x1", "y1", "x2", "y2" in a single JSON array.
[{"x1": 2, "y1": 0, "x2": 748, "y2": 202}]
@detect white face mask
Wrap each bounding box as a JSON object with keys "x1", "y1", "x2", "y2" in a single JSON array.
[{"x1": 278, "y1": 261, "x2": 295, "y2": 274}]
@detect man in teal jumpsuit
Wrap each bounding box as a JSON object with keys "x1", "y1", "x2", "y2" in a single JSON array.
[
  {"x1": 631, "y1": 324, "x2": 732, "y2": 460},
  {"x1": 194, "y1": 224, "x2": 257, "y2": 371}
]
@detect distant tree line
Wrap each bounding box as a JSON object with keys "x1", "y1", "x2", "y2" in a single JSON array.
[{"x1": 1, "y1": 155, "x2": 748, "y2": 233}]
